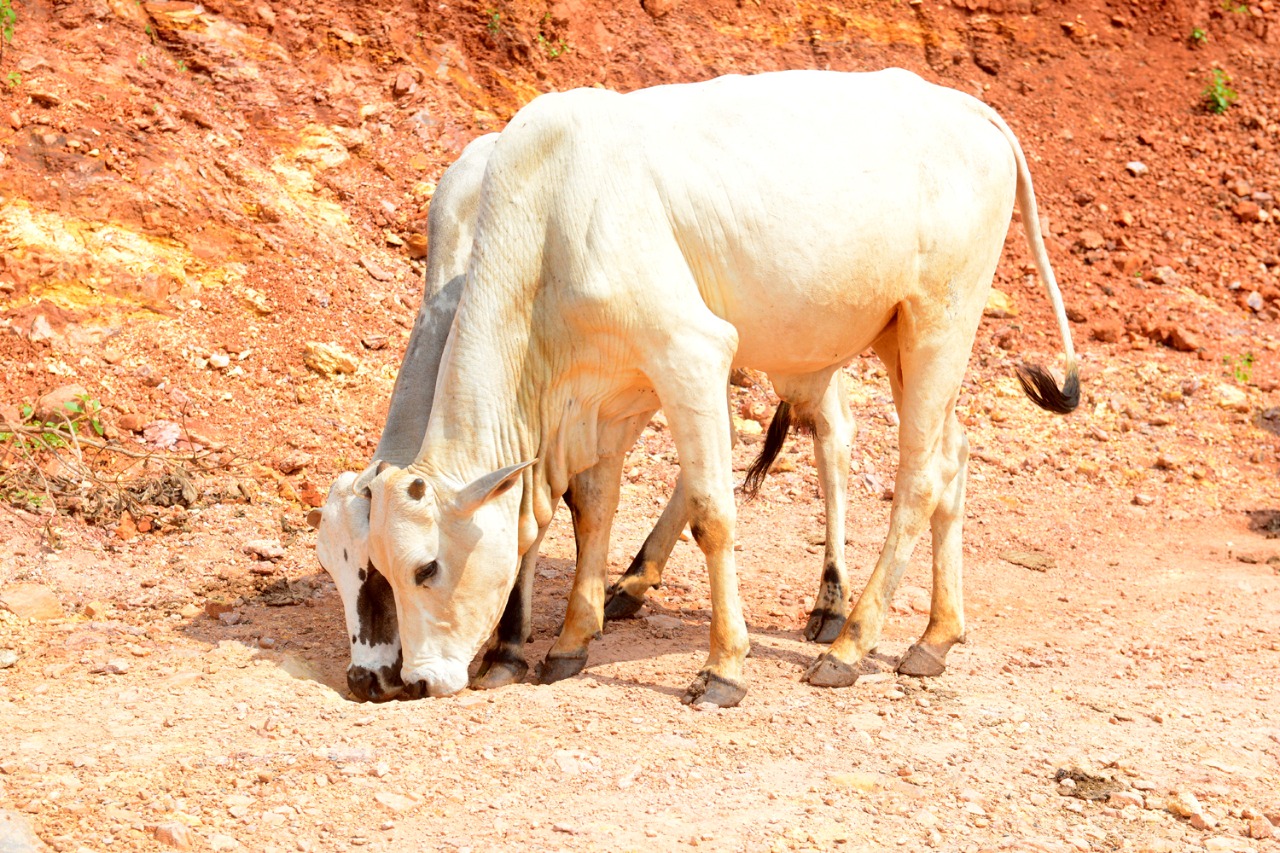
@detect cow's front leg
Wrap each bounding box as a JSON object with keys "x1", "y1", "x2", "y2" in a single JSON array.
[
  {"x1": 471, "y1": 529, "x2": 540, "y2": 689},
  {"x1": 538, "y1": 455, "x2": 628, "y2": 684},
  {"x1": 603, "y1": 475, "x2": 688, "y2": 621}
]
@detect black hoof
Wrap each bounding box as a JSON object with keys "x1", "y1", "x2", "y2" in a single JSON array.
[
  {"x1": 471, "y1": 656, "x2": 529, "y2": 690},
  {"x1": 803, "y1": 609, "x2": 847, "y2": 645},
  {"x1": 803, "y1": 654, "x2": 859, "y2": 688},
  {"x1": 536, "y1": 652, "x2": 588, "y2": 685},
  {"x1": 897, "y1": 643, "x2": 948, "y2": 678},
  {"x1": 603, "y1": 586, "x2": 646, "y2": 622},
  {"x1": 681, "y1": 671, "x2": 747, "y2": 708}
]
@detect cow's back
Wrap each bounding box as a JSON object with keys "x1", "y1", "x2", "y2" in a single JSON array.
[{"x1": 475, "y1": 70, "x2": 1019, "y2": 374}]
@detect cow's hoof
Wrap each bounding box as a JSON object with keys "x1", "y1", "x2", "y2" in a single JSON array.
[
  {"x1": 603, "y1": 586, "x2": 646, "y2": 621},
  {"x1": 803, "y1": 654, "x2": 859, "y2": 688},
  {"x1": 897, "y1": 643, "x2": 948, "y2": 678},
  {"x1": 536, "y1": 652, "x2": 588, "y2": 684},
  {"x1": 682, "y1": 671, "x2": 746, "y2": 708},
  {"x1": 471, "y1": 657, "x2": 529, "y2": 690},
  {"x1": 804, "y1": 609, "x2": 846, "y2": 645}
]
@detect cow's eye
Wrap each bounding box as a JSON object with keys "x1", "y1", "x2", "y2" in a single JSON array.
[{"x1": 415, "y1": 561, "x2": 439, "y2": 586}]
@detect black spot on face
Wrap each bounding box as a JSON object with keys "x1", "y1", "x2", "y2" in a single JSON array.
[
  {"x1": 358, "y1": 568, "x2": 367, "y2": 582},
  {"x1": 343, "y1": 548, "x2": 349, "y2": 564},
  {"x1": 355, "y1": 562, "x2": 398, "y2": 646}
]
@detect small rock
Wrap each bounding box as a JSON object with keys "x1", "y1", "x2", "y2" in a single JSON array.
[
  {"x1": 998, "y1": 551, "x2": 1055, "y2": 572},
  {"x1": 303, "y1": 342, "x2": 358, "y2": 377},
  {"x1": 391, "y1": 70, "x2": 417, "y2": 98},
  {"x1": 1167, "y1": 326, "x2": 1201, "y2": 352},
  {"x1": 983, "y1": 288, "x2": 1018, "y2": 318},
  {"x1": 1247, "y1": 291, "x2": 1265, "y2": 312},
  {"x1": 405, "y1": 233, "x2": 429, "y2": 259},
  {"x1": 1077, "y1": 230, "x2": 1106, "y2": 250},
  {"x1": 1190, "y1": 812, "x2": 1218, "y2": 830},
  {"x1": 1248, "y1": 817, "x2": 1275, "y2": 840},
  {"x1": 208, "y1": 834, "x2": 239, "y2": 852},
  {"x1": 1125, "y1": 161, "x2": 1149, "y2": 177},
  {"x1": 1132, "y1": 493, "x2": 1156, "y2": 507},
  {"x1": 0, "y1": 583, "x2": 64, "y2": 620},
  {"x1": 258, "y1": 636, "x2": 277, "y2": 649},
  {"x1": 1215, "y1": 384, "x2": 1250, "y2": 413},
  {"x1": 359, "y1": 256, "x2": 395, "y2": 282},
  {"x1": 83, "y1": 600, "x2": 109, "y2": 619},
  {"x1": 154, "y1": 822, "x2": 193, "y2": 849},
  {"x1": 33, "y1": 384, "x2": 89, "y2": 424},
  {"x1": 1148, "y1": 265, "x2": 1180, "y2": 286},
  {"x1": 0, "y1": 809, "x2": 49, "y2": 852},
  {"x1": 1167, "y1": 790, "x2": 1203, "y2": 819},
  {"x1": 208, "y1": 352, "x2": 231, "y2": 369},
  {"x1": 373, "y1": 791, "x2": 418, "y2": 813},
  {"x1": 1234, "y1": 201, "x2": 1263, "y2": 223},
  {"x1": 1090, "y1": 320, "x2": 1124, "y2": 343},
  {"x1": 28, "y1": 314, "x2": 54, "y2": 342},
  {"x1": 117, "y1": 413, "x2": 149, "y2": 433},
  {"x1": 275, "y1": 451, "x2": 312, "y2": 475},
  {"x1": 245, "y1": 540, "x2": 286, "y2": 561},
  {"x1": 1109, "y1": 791, "x2": 1144, "y2": 809},
  {"x1": 0, "y1": 650, "x2": 17, "y2": 669},
  {"x1": 179, "y1": 603, "x2": 201, "y2": 619},
  {"x1": 640, "y1": 0, "x2": 677, "y2": 17},
  {"x1": 92, "y1": 659, "x2": 130, "y2": 675},
  {"x1": 361, "y1": 333, "x2": 389, "y2": 351}
]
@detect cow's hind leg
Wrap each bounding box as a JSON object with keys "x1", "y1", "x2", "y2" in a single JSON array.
[
  {"x1": 603, "y1": 476, "x2": 688, "y2": 621},
  {"x1": 805, "y1": 323, "x2": 970, "y2": 688},
  {"x1": 803, "y1": 374, "x2": 854, "y2": 644},
  {"x1": 898, "y1": 408, "x2": 968, "y2": 676}
]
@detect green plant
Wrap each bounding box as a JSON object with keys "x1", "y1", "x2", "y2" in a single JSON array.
[
  {"x1": 536, "y1": 33, "x2": 567, "y2": 58},
  {"x1": 1221, "y1": 0, "x2": 1248, "y2": 12},
  {"x1": 485, "y1": 8, "x2": 501, "y2": 35},
  {"x1": 5, "y1": 70, "x2": 18, "y2": 87},
  {"x1": 1202, "y1": 68, "x2": 1237, "y2": 114},
  {"x1": 0, "y1": 395, "x2": 106, "y2": 454},
  {"x1": 1223, "y1": 351, "x2": 1256, "y2": 384},
  {"x1": 177, "y1": 59, "x2": 187, "y2": 72},
  {"x1": 137, "y1": 52, "x2": 148, "y2": 67},
  {"x1": 1190, "y1": 26, "x2": 1207, "y2": 43},
  {"x1": 0, "y1": 0, "x2": 14, "y2": 64}
]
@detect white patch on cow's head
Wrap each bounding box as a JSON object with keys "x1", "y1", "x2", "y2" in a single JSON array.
[
  {"x1": 312, "y1": 471, "x2": 403, "y2": 699},
  {"x1": 367, "y1": 461, "x2": 532, "y2": 698}
]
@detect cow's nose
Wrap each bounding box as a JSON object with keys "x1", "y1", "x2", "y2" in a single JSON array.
[{"x1": 346, "y1": 667, "x2": 382, "y2": 702}]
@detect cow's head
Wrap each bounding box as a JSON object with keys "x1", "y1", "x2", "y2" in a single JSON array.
[
  {"x1": 307, "y1": 471, "x2": 404, "y2": 702},
  {"x1": 363, "y1": 460, "x2": 532, "y2": 698}
]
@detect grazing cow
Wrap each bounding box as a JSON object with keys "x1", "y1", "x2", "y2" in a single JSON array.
[
  {"x1": 365, "y1": 69, "x2": 1078, "y2": 707},
  {"x1": 306, "y1": 133, "x2": 500, "y2": 702},
  {"x1": 310, "y1": 131, "x2": 854, "y2": 701}
]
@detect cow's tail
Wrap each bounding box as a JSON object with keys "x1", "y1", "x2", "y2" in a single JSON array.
[
  {"x1": 742, "y1": 401, "x2": 792, "y2": 500},
  {"x1": 984, "y1": 108, "x2": 1080, "y2": 415}
]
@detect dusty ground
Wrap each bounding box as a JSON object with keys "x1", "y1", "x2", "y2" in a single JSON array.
[{"x1": 3, "y1": 0, "x2": 1280, "y2": 850}]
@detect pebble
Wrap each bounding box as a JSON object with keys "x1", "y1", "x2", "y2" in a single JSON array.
[
  {"x1": 303, "y1": 342, "x2": 358, "y2": 377},
  {"x1": 0, "y1": 650, "x2": 17, "y2": 669},
  {"x1": 0, "y1": 583, "x2": 65, "y2": 621},
  {"x1": 153, "y1": 822, "x2": 192, "y2": 849},
  {"x1": 208, "y1": 834, "x2": 239, "y2": 851},
  {"x1": 1132, "y1": 493, "x2": 1156, "y2": 507},
  {"x1": 1109, "y1": 791, "x2": 1144, "y2": 809},
  {"x1": 373, "y1": 791, "x2": 417, "y2": 813},
  {"x1": 1248, "y1": 817, "x2": 1275, "y2": 839},
  {"x1": 1126, "y1": 161, "x2": 1149, "y2": 176},
  {"x1": 245, "y1": 540, "x2": 286, "y2": 561},
  {"x1": 1167, "y1": 790, "x2": 1203, "y2": 818}
]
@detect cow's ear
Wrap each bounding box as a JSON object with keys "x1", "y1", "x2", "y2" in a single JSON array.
[
  {"x1": 451, "y1": 460, "x2": 536, "y2": 517},
  {"x1": 352, "y1": 461, "x2": 388, "y2": 498},
  {"x1": 305, "y1": 509, "x2": 322, "y2": 529}
]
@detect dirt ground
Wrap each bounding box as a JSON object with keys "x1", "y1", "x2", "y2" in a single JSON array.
[{"x1": 3, "y1": 0, "x2": 1280, "y2": 850}]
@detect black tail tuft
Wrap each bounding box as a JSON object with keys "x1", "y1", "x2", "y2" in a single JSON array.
[
  {"x1": 1015, "y1": 363, "x2": 1080, "y2": 415},
  {"x1": 742, "y1": 401, "x2": 793, "y2": 500}
]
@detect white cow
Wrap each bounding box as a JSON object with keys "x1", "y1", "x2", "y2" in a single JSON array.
[
  {"x1": 306, "y1": 133, "x2": 499, "y2": 702},
  {"x1": 310, "y1": 132, "x2": 857, "y2": 701},
  {"x1": 364, "y1": 69, "x2": 1078, "y2": 707}
]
